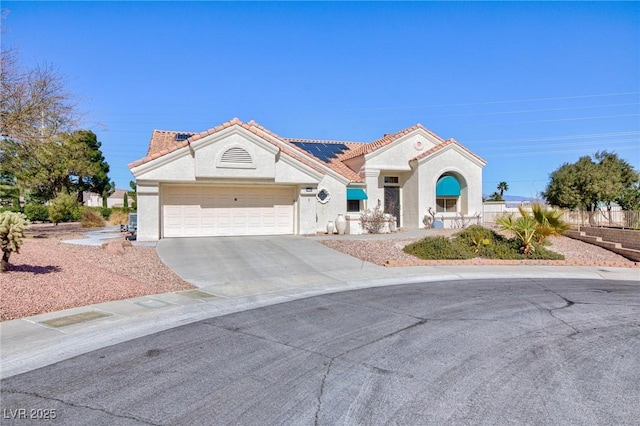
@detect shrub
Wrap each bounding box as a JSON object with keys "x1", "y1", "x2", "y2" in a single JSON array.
[
  {"x1": 360, "y1": 206, "x2": 387, "y2": 234},
  {"x1": 497, "y1": 205, "x2": 569, "y2": 254},
  {"x1": 100, "y1": 207, "x2": 112, "y2": 219},
  {"x1": 0, "y1": 211, "x2": 29, "y2": 272},
  {"x1": 108, "y1": 210, "x2": 129, "y2": 226},
  {"x1": 0, "y1": 206, "x2": 21, "y2": 213},
  {"x1": 49, "y1": 193, "x2": 81, "y2": 224},
  {"x1": 404, "y1": 225, "x2": 565, "y2": 261},
  {"x1": 80, "y1": 208, "x2": 105, "y2": 228},
  {"x1": 24, "y1": 204, "x2": 50, "y2": 222},
  {"x1": 404, "y1": 236, "x2": 473, "y2": 260}
]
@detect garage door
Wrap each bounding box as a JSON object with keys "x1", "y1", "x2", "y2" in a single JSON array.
[{"x1": 163, "y1": 186, "x2": 294, "y2": 237}]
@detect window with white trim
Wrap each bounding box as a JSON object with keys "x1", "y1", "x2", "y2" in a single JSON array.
[{"x1": 436, "y1": 198, "x2": 458, "y2": 213}]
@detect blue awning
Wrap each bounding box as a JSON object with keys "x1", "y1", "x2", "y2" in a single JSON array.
[
  {"x1": 347, "y1": 188, "x2": 368, "y2": 200},
  {"x1": 436, "y1": 176, "x2": 461, "y2": 197}
]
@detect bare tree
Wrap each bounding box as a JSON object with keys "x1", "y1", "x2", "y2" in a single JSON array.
[{"x1": 1, "y1": 48, "x2": 78, "y2": 144}]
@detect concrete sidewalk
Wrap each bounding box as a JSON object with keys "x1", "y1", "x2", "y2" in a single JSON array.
[{"x1": 2, "y1": 230, "x2": 639, "y2": 379}]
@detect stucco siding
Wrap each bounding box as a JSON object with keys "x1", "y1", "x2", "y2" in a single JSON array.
[
  {"x1": 133, "y1": 151, "x2": 195, "y2": 182},
  {"x1": 417, "y1": 147, "x2": 484, "y2": 227},
  {"x1": 316, "y1": 175, "x2": 347, "y2": 233},
  {"x1": 136, "y1": 182, "x2": 160, "y2": 241},
  {"x1": 403, "y1": 168, "x2": 421, "y2": 229},
  {"x1": 195, "y1": 133, "x2": 278, "y2": 179},
  {"x1": 365, "y1": 133, "x2": 433, "y2": 170}
]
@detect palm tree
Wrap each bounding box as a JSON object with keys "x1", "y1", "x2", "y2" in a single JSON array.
[
  {"x1": 529, "y1": 204, "x2": 570, "y2": 243},
  {"x1": 497, "y1": 181, "x2": 509, "y2": 198}
]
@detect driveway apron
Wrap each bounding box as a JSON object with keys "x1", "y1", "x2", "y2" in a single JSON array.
[{"x1": 156, "y1": 235, "x2": 382, "y2": 295}]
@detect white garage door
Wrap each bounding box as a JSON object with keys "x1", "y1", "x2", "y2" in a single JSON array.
[{"x1": 163, "y1": 186, "x2": 294, "y2": 237}]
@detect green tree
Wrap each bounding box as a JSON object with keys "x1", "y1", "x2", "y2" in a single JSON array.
[
  {"x1": 128, "y1": 180, "x2": 137, "y2": 211},
  {"x1": 543, "y1": 151, "x2": 638, "y2": 225},
  {"x1": 63, "y1": 130, "x2": 115, "y2": 203},
  {"x1": 1, "y1": 130, "x2": 113, "y2": 204},
  {"x1": 0, "y1": 167, "x2": 20, "y2": 208}
]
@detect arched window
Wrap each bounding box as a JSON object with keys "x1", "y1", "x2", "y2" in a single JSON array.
[{"x1": 436, "y1": 175, "x2": 460, "y2": 213}]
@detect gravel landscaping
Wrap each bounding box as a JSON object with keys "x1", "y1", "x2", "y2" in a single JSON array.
[
  {"x1": 1, "y1": 223, "x2": 636, "y2": 321},
  {"x1": 1, "y1": 223, "x2": 194, "y2": 321}
]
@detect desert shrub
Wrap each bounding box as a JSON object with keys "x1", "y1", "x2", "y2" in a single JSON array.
[
  {"x1": 49, "y1": 193, "x2": 81, "y2": 224},
  {"x1": 108, "y1": 210, "x2": 129, "y2": 226},
  {"x1": 0, "y1": 211, "x2": 29, "y2": 272},
  {"x1": 404, "y1": 225, "x2": 565, "y2": 261},
  {"x1": 454, "y1": 225, "x2": 502, "y2": 245},
  {"x1": 24, "y1": 204, "x2": 50, "y2": 222},
  {"x1": 80, "y1": 208, "x2": 105, "y2": 228},
  {"x1": 404, "y1": 236, "x2": 473, "y2": 260},
  {"x1": 102, "y1": 207, "x2": 112, "y2": 219},
  {"x1": 360, "y1": 206, "x2": 387, "y2": 234},
  {"x1": 0, "y1": 206, "x2": 21, "y2": 213}
]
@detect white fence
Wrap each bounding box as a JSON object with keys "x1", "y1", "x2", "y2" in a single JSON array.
[{"x1": 482, "y1": 201, "x2": 640, "y2": 229}]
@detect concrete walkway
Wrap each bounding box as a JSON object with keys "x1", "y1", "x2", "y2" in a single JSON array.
[{"x1": 1, "y1": 232, "x2": 638, "y2": 379}]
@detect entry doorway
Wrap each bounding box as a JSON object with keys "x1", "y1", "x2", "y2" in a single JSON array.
[{"x1": 384, "y1": 186, "x2": 400, "y2": 227}]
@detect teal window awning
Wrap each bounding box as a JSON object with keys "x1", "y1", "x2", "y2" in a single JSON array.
[
  {"x1": 347, "y1": 188, "x2": 368, "y2": 200},
  {"x1": 436, "y1": 176, "x2": 461, "y2": 197}
]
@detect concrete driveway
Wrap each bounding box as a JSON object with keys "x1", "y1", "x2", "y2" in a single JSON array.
[
  {"x1": 2, "y1": 278, "x2": 638, "y2": 425},
  {"x1": 156, "y1": 235, "x2": 382, "y2": 296}
]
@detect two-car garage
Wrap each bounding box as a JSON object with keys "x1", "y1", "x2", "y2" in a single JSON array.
[{"x1": 162, "y1": 185, "x2": 295, "y2": 237}]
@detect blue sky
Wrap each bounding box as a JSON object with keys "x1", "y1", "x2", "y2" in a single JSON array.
[{"x1": 3, "y1": 1, "x2": 639, "y2": 198}]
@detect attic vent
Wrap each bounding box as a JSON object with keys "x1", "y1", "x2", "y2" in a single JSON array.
[
  {"x1": 175, "y1": 133, "x2": 194, "y2": 142},
  {"x1": 221, "y1": 147, "x2": 252, "y2": 164}
]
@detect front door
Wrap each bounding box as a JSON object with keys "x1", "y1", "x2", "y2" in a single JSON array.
[{"x1": 384, "y1": 186, "x2": 400, "y2": 227}]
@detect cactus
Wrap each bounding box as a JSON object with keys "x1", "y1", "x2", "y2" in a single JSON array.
[{"x1": 0, "y1": 211, "x2": 30, "y2": 272}]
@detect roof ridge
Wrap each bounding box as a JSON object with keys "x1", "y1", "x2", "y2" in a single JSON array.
[
  {"x1": 410, "y1": 138, "x2": 486, "y2": 165},
  {"x1": 339, "y1": 123, "x2": 443, "y2": 161},
  {"x1": 285, "y1": 137, "x2": 367, "y2": 145}
]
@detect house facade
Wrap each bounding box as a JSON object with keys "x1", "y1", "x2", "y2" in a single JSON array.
[
  {"x1": 128, "y1": 118, "x2": 486, "y2": 241},
  {"x1": 84, "y1": 189, "x2": 129, "y2": 208}
]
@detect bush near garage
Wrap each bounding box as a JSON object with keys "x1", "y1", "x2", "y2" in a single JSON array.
[{"x1": 403, "y1": 225, "x2": 564, "y2": 260}]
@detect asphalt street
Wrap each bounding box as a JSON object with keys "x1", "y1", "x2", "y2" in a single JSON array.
[{"x1": 2, "y1": 278, "x2": 639, "y2": 425}]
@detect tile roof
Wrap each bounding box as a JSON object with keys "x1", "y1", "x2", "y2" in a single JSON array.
[
  {"x1": 284, "y1": 138, "x2": 367, "y2": 182},
  {"x1": 338, "y1": 123, "x2": 445, "y2": 161},
  {"x1": 129, "y1": 119, "x2": 481, "y2": 182},
  {"x1": 128, "y1": 118, "x2": 343, "y2": 180},
  {"x1": 411, "y1": 138, "x2": 487, "y2": 165}
]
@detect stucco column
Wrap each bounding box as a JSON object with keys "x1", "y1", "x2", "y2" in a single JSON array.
[
  {"x1": 364, "y1": 168, "x2": 382, "y2": 210},
  {"x1": 136, "y1": 181, "x2": 160, "y2": 241}
]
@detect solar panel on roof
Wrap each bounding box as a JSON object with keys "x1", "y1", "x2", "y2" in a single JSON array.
[
  {"x1": 292, "y1": 142, "x2": 348, "y2": 163},
  {"x1": 175, "y1": 133, "x2": 194, "y2": 141}
]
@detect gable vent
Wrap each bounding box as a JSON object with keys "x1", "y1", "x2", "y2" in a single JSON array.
[{"x1": 220, "y1": 147, "x2": 252, "y2": 164}]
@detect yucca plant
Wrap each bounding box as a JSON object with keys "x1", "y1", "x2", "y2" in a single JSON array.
[
  {"x1": 0, "y1": 211, "x2": 30, "y2": 272},
  {"x1": 496, "y1": 213, "x2": 538, "y2": 255},
  {"x1": 529, "y1": 204, "x2": 570, "y2": 243}
]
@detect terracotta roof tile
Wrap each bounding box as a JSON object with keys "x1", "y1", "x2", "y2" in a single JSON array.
[
  {"x1": 339, "y1": 123, "x2": 445, "y2": 161},
  {"x1": 411, "y1": 138, "x2": 486, "y2": 165},
  {"x1": 129, "y1": 119, "x2": 479, "y2": 183}
]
